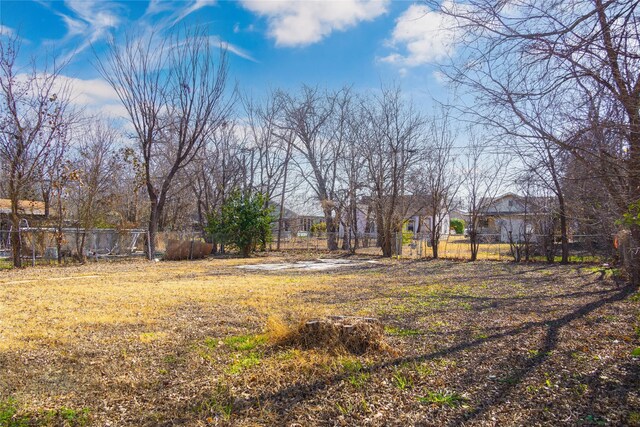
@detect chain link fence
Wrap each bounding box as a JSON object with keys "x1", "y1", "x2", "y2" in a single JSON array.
[
  {"x1": 1, "y1": 227, "x2": 614, "y2": 267},
  {"x1": 271, "y1": 231, "x2": 615, "y2": 263},
  {"x1": 0, "y1": 228, "x2": 206, "y2": 266}
]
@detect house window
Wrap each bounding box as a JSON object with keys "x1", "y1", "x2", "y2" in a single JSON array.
[{"x1": 508, "y1": 200, "x2": 513, "y2": 207}]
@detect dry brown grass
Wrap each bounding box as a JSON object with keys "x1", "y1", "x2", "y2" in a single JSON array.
[
  {"x1": 0, "y1": 255, "x2": 638, "y2": 426},
  {"x1": 268, "y1": 315, "x2": 391, "y2": 355}
]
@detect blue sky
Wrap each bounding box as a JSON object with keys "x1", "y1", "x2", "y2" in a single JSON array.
[{"x1": 0, "y1": 0, "x2": 458, "y2": 116}]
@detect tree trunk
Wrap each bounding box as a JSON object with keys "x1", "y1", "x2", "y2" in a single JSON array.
[
  {"x1": 56, "y1": 188, "x2": 64, "y2": 265},
  {"x1": 629, "y1": 225, "x2": 640, "y2": 286},
  {"x1": 431, "y1": 225, "x2": 440, "y2": 259},
  {"x1": 10, "y1": 204, "x2": 21, "y2": 268},
  {"x1": 276, "y1": 183, "x2": 287, "y2": 251},
  {"x1": 351, "y1": 199, "x2": 358, "y2": 254},
  {"x1": 381, "y1": 228, "x2": 393, "y2": 257},
  {"x1": 325, "y1": 212, "x2": 338, "y2": 251},
  {"x1": 147, "y1": 199, "x2": 159, "y2": 260},
  {"x1": 77, "y1": 231, "x2": 87, "y2": 264},
  {"x1": 559, "y1": 204, "x2": 569, "y2": 264},
  {"x1": 241, "y1": 244, "x2": 251, "y2": 258},
  {"x1": 470, "y1": 230, "x2": 478, "y2": 261}
]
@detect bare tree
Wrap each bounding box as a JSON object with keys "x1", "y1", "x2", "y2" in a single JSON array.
[
  {"x1": 418, "y1": 109, "x2": 463, "y2": 258},
  {"x1": 96, "y1": 28, "x2": 232, "y2": 259},
  {"x1": 361, "y1": 85, "x2": 426, "y2": 257},
  {"x1": 339, "y1": 95, "x2": 368, "y2": 253},
  {"x1": 69, "y1": 119, "x2": 122, "y2": 262},
  {"x1": 431, "y1": 0, "x2": 640, "y2": 281},
  {"x1": 510, "y1": 135, "x2": 571, "y2": 263},
  {"x1": 278, "y1": 86, "x2": 344, "y2": 250},
  {"x1": 463, "y1": 136, "x2": 507, "y2": 261},
  {"x1": 0, "y1": 34, "x2": 72, "y2": 267},
  {"x1": 506, "y1": 174, "x2": 536, "y2": 262}
]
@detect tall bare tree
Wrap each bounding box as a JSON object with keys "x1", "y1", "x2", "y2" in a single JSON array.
[
  {"x1": 69, "y1": 119, "x2": 122, "y2": 261},
  {"x1": 431, "y1": 0, "x2": 640, "y2": 281},
  {"x1": 361, "y1": 86, "x2": 426, "y2": 257},
  {"x1": 339, "y1": 94, "x2": 368, "y2": 252},
  {"x1": 278, "y1": 86, "x2": 344, "y2": 250},
  {"x1": 463, "y1": 136, "x2": 507, "y2": 261},
  {"x1": 0, "y1": 34, "x2": 72, "y2": 267},
  {"x1": 96, "y1": 28, "x2": 232, "y2": 258},
  {"x1": 510, "y1": 135, "x2": 571, "y2": 263},
  {"x1": 418, "y1": 109, "x2": 463, "y2": 258}
]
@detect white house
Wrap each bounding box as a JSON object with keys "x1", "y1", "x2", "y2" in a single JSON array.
[
  {"x1": 478, "y1": 193, "x2": 549, "y2": 242},
  {"x1": 340, "y1": 195, "x2": 450, "y2": 240}
]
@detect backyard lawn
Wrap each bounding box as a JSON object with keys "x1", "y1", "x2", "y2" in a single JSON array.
[{"x1": 0, "y1": 255, "x2": 638, "y2": 426}]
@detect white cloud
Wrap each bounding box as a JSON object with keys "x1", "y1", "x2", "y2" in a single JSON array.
[
  {"x1": 209, "y1": 36, "x2": 257, "y2": 62},
  {"x1": 46, "y1": 0, "x2": 122, "y2": 62},
  {"x1": 57, "y1": 75, "x2": 128, "y2": 118},
  {"x1": 144, "y1": 0, "x2": 217, "y2": 30},
  {"x1": 144, "y1": 0, "x2": 175, "y2": 16},
  {"x1": 0, "y1": 25, "x2": 16, "y2": 38},
  {"x1": 240, "y1": 0, "x2": 389, "y2": 47},
  {"x1": 382, "y1": 2, "x2": 460, "y2": 67},
  {"x1": 13, "y1": 72, "x2": 127, "y2": 118},
  {"x1": 171, "y1": 0, "x2": 216, "y2": 26}
]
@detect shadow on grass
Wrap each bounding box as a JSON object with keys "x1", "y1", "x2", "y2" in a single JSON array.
[{"x1": 214, "y1": 281, "x2": 636, "y2": 423}]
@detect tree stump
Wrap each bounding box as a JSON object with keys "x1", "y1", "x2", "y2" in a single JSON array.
[{"x1": 296, "y1": 316, "x2": 385, "y2": 354}]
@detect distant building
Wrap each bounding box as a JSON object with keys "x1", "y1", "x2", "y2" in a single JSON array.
[
  {"x1": 271, "y1": 205, "x2": 324, "y2": 236},
  {"x1": 353, "y1": 194, "x2": 450, "y2": 238},
  {"x1": 476, "y1": 193, "x2": 553, "y2": 242},
  {"x1": 0, "y1": 199, "x2": 47, "y2": 231}
]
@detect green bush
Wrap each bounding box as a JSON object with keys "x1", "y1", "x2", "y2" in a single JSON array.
[
  {"x1": 206, "y1": 191, "x2": 273, "y2": 257},
  {"x1": 450, "y1": 219, "x2": 465, "y2": 235},
  {"x1": 310, "y1": 221, "x2": 327, "y2": 235},
  {"x1": 402, "y1": 231, "x2": 414, "y2": 245}
]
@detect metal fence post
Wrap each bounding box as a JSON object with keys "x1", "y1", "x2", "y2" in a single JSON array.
[
  {"x1": 147, "y1": 230, "x2": 152, "y2": 260},
  {"x1": 31, "y1": 230, "x2": 35, "y2": 267}
]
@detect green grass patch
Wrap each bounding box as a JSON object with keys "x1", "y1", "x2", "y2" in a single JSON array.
[
  {"x1": 340, "y1": 358, "x2": 364, "y2": 373},
  {"x1": 203, "y1": 337, "x2": 219, "y2": 350},
  {"x1": 198, "y1": 383, "x2": 234, "y2": 421},
  {"x1": 223, "y1": 334, "x2": 266, "y2": 352},
  {"x1": 51, "y1": 407, "x2": 90, "y2": 426},
  {"x1": 347, "y1": 372, "x2": 370, "y2": 388},
  {"x1": 385, "y1": 326, "x2": 421, "y2": 336},
  {"x1": 527, "y1": 349, "x2": 552, "y2": 358},
  {"x1": 583, "y1": 266, "x2": 621, "y2": 277},
  {"x1": 0, "y1": 397, "x2": 27, "y2": 427},
  {"x1": 417, "y1": 390, "x2": 467, "y2": 408},
  {"x1": 340, "y1": 358, "x2": 370, "y2": 388},
  {"x1": 411, "y1": 361, "x2": 433, "y2": 377},
  {"x1": 631, "y1": 347, "x2": 640, "y2": 357},
  {"x1": 0, "y1": 398, "x2": 90, "y2": 427},
  {"x1": 227, "y1": 352, "x2": 261, "y2": 374},
  {"x1": 392, "y1": 371, "x2": 413, "y2": 390}
]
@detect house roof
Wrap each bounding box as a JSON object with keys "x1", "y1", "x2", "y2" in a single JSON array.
[
  {"x1": 481, "y1": 193, "x2": 555, "y2": 215},
  {"x1": 359, "y1": 194, "x2": 441, "y2": 217},
  {"x1": 0, "y1": 199, "x2": 47, "y2": 216}
]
